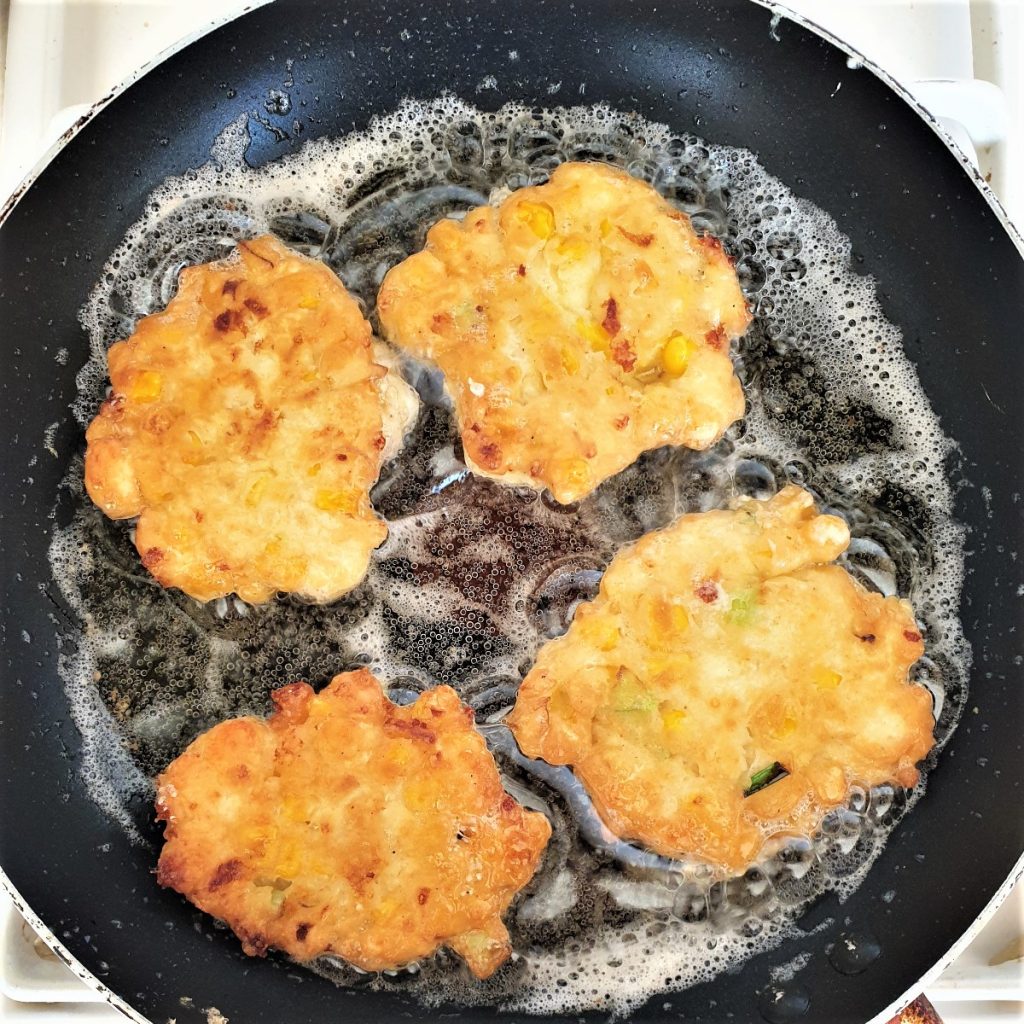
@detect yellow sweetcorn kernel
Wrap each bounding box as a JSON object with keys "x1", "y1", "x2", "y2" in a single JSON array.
[
  {"x1": 554, "y1": 235, "x2": 589, "y2": 261},
  {"x1": 661, "y1": 333, "x2": 695, "y2": 377},
  {"x1": 281, "y1": 800, "x2": 309, "y2": 824},
  {"x1": 777, "y1": 716, "x2": 797, "y2": 737},
  {"x1": 403, "y1": 778, "x2": 437, "y2": 812},
  {"x1": 307, "y1": 462, "x2": 322, "y2": 477},
  {"x1": 661, "y1": 708, "x2": 687, "y2": 731},
  {"x1": 561, "y1": 346, "x2": 581, "y2": 374},
  {"x1": 245, "y1": 476, "x2": 269, "y2": 508},
  {"x1": 315, "y1": 489, "x2": 359, "y2": 513},
  {"x1": 575, "y1": 317, "x2": 609, "y2": 351},
  {"x1": 387, "y1": 744, "x2": 412, "y2": 766},
  {"x1": 274, "y1": 848, "x2": 302, "y2": 878},
  {"x1": 516, "y1": 200, "x2": 556, "y2": 239},
  {"x1": 558, "y1": 458, "x2": 590, "y2": 492},
  {"x1": 669, "y1": 602, "x2": 690, "y2": 634},
  {"x1": 128, "y1": 370, "x2": 163, "y2": 403},
  {"x1": 813, "y1": 667, "x2": 843, "y2": 690},
  {"x1": 585, "y1": 617, "x2": 620, "y2": 652},
  {"x1": 297, "y1": 295, "x2": 320, "y2": 309}
]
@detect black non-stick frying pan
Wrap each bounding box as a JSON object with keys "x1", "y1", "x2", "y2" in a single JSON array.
[{"x1": 1, "y1": 1, "x2": 1022, "y2": 1022}]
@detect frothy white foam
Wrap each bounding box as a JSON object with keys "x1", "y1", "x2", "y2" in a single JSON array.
[{"x1": 50, "y1": 97, "x2": 969, "y2": 1017}]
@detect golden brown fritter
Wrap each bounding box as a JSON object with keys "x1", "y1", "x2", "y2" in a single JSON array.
[
  {"x1": 85, "y1": 235, "x2": 418, "y2": 604},
  {"x1": 508, "y1": 486, "x2": 934, "y2": 872},
  {"x1": 155, "y1": 669, "x2": 551, "y2": 978},
  {"x1": 377, "y1": 161, "x2": 750, "y2": 504}
]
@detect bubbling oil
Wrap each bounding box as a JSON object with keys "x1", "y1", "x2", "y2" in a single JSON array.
[{"x1": 49, "y1": 98, "x2": 970, "y2": 1016}]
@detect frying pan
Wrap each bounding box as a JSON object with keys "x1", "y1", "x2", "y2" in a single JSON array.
[{"x1": 0, "y1": 1, "x2": 1021, "y2": 1022}]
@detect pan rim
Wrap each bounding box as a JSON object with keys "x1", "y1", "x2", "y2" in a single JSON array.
[
  {"x1": 1, "y1": 0, "x2": 1021, "y2": 258},
  {"x1": 0, "y1": 0, "x2": 1021, "y2": 1019},
  {"x1": 750, "y1": 0, "x2": 1024, "y2": 259}
]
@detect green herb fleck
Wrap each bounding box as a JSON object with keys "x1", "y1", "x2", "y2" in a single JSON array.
[
  {"x1": 744, "y1": 761, "x2": 788, "y2": 797},
  {"x1": 727, "y1": 588, "x2": 758, "y2": 625}
]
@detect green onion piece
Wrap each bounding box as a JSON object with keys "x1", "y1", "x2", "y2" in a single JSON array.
[
  {"x1": 744, "y1": 761, "x2": 788, "y2": 797},
  {"x1": 726, "y1": 589, "x2": 758, "y2": 625}
]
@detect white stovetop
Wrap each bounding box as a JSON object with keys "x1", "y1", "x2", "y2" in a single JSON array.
[{"x1": 0, "y1": 1, "x2": 1021, "y2": 1021}]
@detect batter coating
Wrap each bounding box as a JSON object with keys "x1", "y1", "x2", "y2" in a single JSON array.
[
  {"x1": 85, "y1": 235, "x2": 419, "y2": 604},
  {"x1": 508, "y1": 487, "x2": 935, "y2": 871},
  {"x1": 156, "y1": 669, "x2": 551, "y2": 978},
  {"x1": 377, "y1": 161, "x2": 750, "y2": 504}
]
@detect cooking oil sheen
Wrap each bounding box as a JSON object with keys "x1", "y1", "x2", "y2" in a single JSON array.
[{"x1": 49, "y1": 98, "x2": 969, "y2": 1016}]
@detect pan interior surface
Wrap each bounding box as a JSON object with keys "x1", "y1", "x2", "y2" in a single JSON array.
[
  {"x1": 53, "y1": 96, "x2": 969, "y2": 1017},
  {"x1": 1, "y1": 2, "x2": 1021, "y2": 1023}
]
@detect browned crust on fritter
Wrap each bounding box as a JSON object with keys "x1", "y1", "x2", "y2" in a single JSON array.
[
  {"x1": 85, "y1": 235, "x2": 406, "y2": 604},
  {"x1": 377, "y1": 161, "x2": 750, "y2": 504},
  {"x1": 507, "y1": 486, "x2": 935, "y2": 871},
  {"x1": 155, "y1": 669, "x2": 551, "y2": 978}
]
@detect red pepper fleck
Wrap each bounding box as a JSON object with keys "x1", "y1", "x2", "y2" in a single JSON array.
[
  {"x1": 208, "y1": 858, "x2": 243, "y2": 890},
  {"x1": 697, "y1": 233, "x2": 725, "y2": 256},
  {"x1": 295, "y1": 923, "x2": 311, "y2": 942},
  {"x1": 417, "y1": 888, "x2": 430, "y2": 905},
  {"x1": 611, "y1": 338, "x2": 636, "y2": 372},
  {"x1": 141, "y1": 547, "x2": 165, "y2": 568},
  {"x1": 602, "y1": 296, "x2": 621, "y2": 336},
  {"x1": 243, "y1": 297, "x2": 269, "y2": 317},
  {"x1": 500, "y1": 795, "x2": 517, "y2": 814},
  {"x1": 614, "y1": 414, "x2": 630, "y2": 430},
  {"x1": 705, "y1": 325, "x2": 727, "y2": 351},
  {"x1": 383, "y1": 715, "x2": 436, "y2": 743},
  {"x1": 695, "y1": 579, "x2": 718, "y2": 604},
  {"x1": 517, "y1": 264, "x2": 527, "y2": 276},
  {"x1": 477, "y1": 441, "x2": 501, "y2": 469},
  {"x1": 904, "y1": 630, "x2": 922, "y2": 643},
  {"x1": 616, "y1": 225, "x2": 654, "y2": 247}
]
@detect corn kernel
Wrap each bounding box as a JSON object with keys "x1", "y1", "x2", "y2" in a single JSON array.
[
  {"x1": 388, "y1": 744, "x2": 412, "y2": 766},
  {"x1": 645, "y1": 654, "x2": 674, "y2": 677},
  {"x1": 128, "y1": 370, "x2": 162, "y2": 403},
  {"x1": 555, "y1": 235, "x2": 589, "y2": 260},
  {"x1": 661, "y1": 708, "x2": 687, "y2": 731},
  {"x1": 315, "y1": 489, "x2": 358, "y2": 513},
  {"x1": 575, "y1": 317, "x2": 608, "y2": 350},
  {"x1": 599, "y1": 218, "x2": 613, "y2": 239},
  {"x1": 403, "y1": 779, "x2": 436, "y2": 812},
  {"x1": 245, "y1": 477, "x2": 268, "y2": 508},
  {"x1": 187, "y1": 430, "x2": 203, "y2": 447},
  {"x1": 813, "y1": 668, "x2": 843, "y2": 690},
  {"x1": 307, "y1": 462, "x2": 322, "y2": 477},
  {"x1": 561, "y1": 346, "x2": 581, "y2": 374},
  {"x1": 587, "y1": 618, "x2": 620, "y2": 652},
  {"x1": 298, "y1": 295, "x2": 319, "y2": 309},
  {"x1": 516, "y1": 200, "x2": 556, "y2": 239},
  {"x1": 669, "y1": 603, "x2": 690, "y2": 634},
  {"x1": 777, "y1": 715, "x2": 797, "y2": 737},
  {"x1": 661, "y1": 333, "x2": 695, "y2": 377},
  {"x1": 275, "y1": 850, "x2": 301, "y2": 877},
  {"x1": 559, "y1": 457, "x2": 590, "y2": 490}
]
